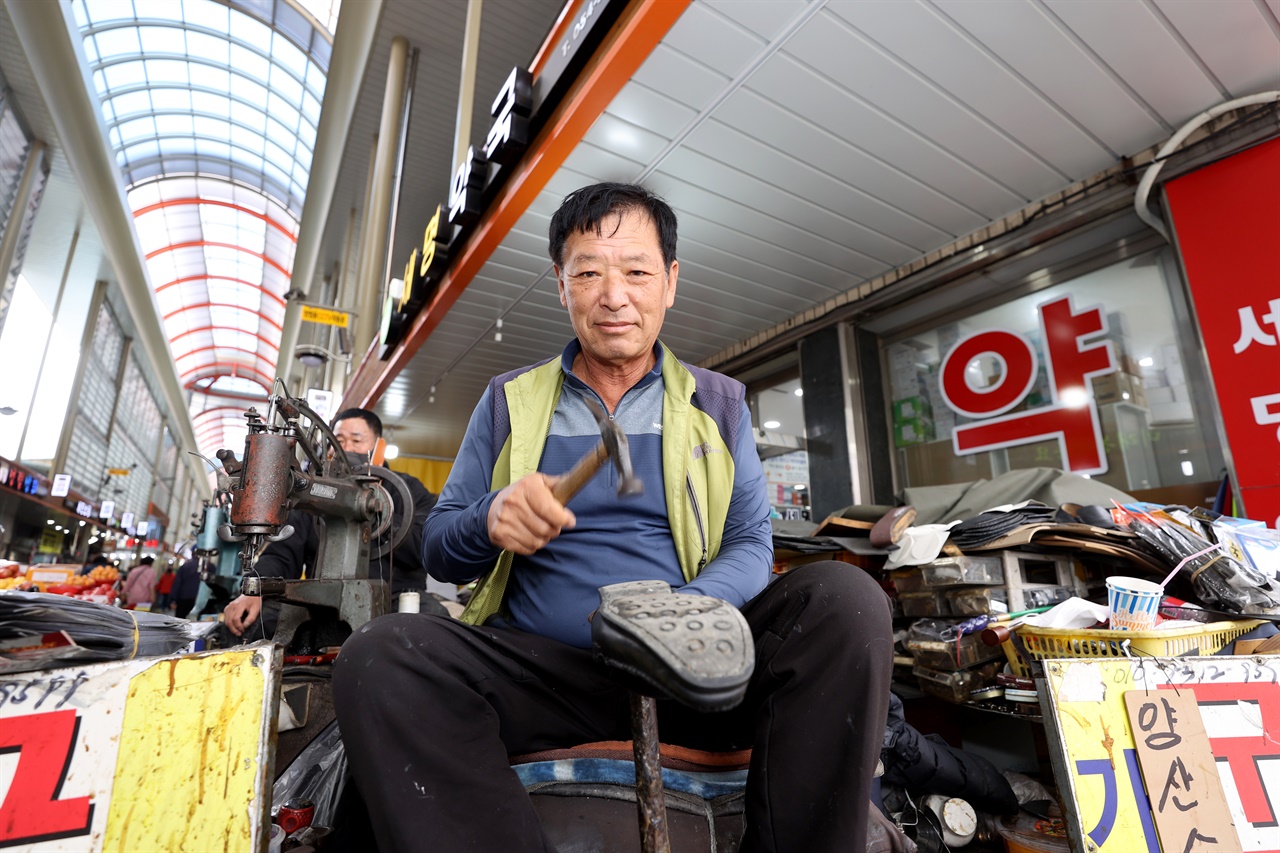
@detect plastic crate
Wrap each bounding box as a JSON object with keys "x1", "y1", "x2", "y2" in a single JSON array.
[{"x1": 1001, "y1": 619, "x2": 1262, "y2": 679}]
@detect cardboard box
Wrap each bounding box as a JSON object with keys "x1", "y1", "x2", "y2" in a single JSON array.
[{"x1": 1091, "y1": 371, "x2": 1144, "y2": 406}]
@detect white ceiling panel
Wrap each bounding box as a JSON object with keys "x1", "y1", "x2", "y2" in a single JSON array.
[
  {"x1": 660, "y1": 1, "x2": 769, "y2": 79},
  {"x1": 709, "y1": 89, "x2": 985, "y2": 236},
  {"x1": 650, "y1": 174, "x2": 884, "y2": 278},
  {"x1": 579, "y1": 112, "x2": 672, "y2": 165},
  {"x1": 683, "y1": 118, "x2": 954, "y2": 250},
  {"x1": 606, "y1": 82, "x2": 698, "y2": 139},
  {"x1": 1153, "y1": 0, "x2": 1280, "y2": 97},
  {"x1": 936, "y1": 0, "x2": 1167, "y2": 156},
  {"x1": 827, "y1": 0, "x2": 1112, "y2": 177},
  {"x1": 630, "y1": 43, "x2": 729, "y2": 112},
  {"x1": 703, "y1": 0, "x2": 809, "y2": 42},
  {"x1": 559, "y1": 144, "x2": 644, "y2": 183},
  {"x1": 744, "y1": 55, "x2": 1025, "y2": 217},
  {"x1": 658, "y1": 144, "x2": 917, "y2": 267},
  {"x1": 1042, "y1": 0, "x2": 1224, "y2": 127},
  {"x1": 787, "y1": 9, "x2": 1068, "y2": 199}
]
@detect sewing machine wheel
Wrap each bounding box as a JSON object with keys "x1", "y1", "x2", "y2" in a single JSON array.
[{"x1": 365, "y1": 466, "x2": 414, "y2": 561}]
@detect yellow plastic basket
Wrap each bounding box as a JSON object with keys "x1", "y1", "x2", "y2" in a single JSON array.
[{"x1": 1001, "y1": 619, "x2": 1263, "y2": 679}]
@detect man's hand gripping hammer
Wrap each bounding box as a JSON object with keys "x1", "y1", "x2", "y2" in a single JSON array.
[{"x1": 551, "y1": 397, "x2": 644, "y2": 504}]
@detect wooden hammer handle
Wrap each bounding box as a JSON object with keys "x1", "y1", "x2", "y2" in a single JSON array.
[{"x1": 551, "y1": 442, "x2": 609, "y2": 504}]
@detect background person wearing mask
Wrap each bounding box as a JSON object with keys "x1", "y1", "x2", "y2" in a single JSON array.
[{"x1": 221, "y1": 407, "x2": 445, "y2": 639}]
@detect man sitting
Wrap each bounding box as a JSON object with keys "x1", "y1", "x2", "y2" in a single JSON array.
[{"x1": 333, "y1": 183, "x2": 892, "y2": 851}]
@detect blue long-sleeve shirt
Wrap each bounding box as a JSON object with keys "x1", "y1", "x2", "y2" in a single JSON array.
[{"x1": 424, "y1": 342, "x2": 772, "y2": 648}]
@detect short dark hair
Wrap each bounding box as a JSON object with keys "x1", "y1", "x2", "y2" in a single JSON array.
[
  {"x1": 334, "y1": 408, "x2": 382, "y2": 437},
  {"x1": 139, "y1": 556, "x2": 154, "y2": 565},
  {"x1": 548, "y1": 182, "x2": 677, "y2": 270}
]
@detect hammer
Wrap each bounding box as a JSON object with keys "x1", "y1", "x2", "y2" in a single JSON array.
[{"x1": 551, "y1": 397, "x2": 644, "y2": 504}]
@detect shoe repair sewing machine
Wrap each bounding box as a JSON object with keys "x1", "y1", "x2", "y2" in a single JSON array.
[
  {"x1": 196, "y1": 391, "x2": 417, "y2": 780},
  {"x1": 204, "y1": 391, "x2": 754, "y2": 852}
]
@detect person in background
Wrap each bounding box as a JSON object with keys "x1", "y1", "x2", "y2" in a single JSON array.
[
  {"x1": 221, "y1": 407, "x2": 446, "y2": 638},
  {"x1": 155, "y1": 565, "x2": 175, "y2": 612},
  {"x1": 120, "y1": 555, "x2": 156, "y2": 610},
  {"x1": 172, "y1": 555, "x2": 202, "y2": 619}
]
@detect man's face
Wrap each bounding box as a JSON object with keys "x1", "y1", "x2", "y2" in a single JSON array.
[
  {"x1": 556, "y1": 209, "x2": 677, "y2": 369},
  {"x1": 334, "y1": 417, "x2": 378, "y2": 455}
]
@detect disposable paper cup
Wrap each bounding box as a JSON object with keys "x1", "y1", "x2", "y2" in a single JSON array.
[{"x1": 1106, "y1": 576, "x2": 1162, "y2": 631}]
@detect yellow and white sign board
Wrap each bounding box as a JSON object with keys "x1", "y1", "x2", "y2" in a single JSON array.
[
  {"x1": 0, "y1": 643, "x2": 281, "y2": 851},
  {"x1": 300, "y1": 306, "x2": 349, "y2": 328},
  {"x1": 1042, "y1": 656, "x2": 1280, "y2": 853}
]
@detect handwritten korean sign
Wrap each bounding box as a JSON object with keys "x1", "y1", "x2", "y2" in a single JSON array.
[
  {"x1": 1166, "y1": 137, "x2": 1280, "y2": 528},
  {"x1": 1123, "y1": 690, "x2": 1241, "y2": 852},
  {"x1": 1043, "y1": 656, "x2": 1280, "y2": 853}
]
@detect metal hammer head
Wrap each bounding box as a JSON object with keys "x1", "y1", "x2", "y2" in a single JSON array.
[{"x1": 584, "y1": 397, "x2": 644, "y2": 498}]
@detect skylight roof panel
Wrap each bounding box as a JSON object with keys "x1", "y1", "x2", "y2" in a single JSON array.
[
  {"x1": 228, "y1": 8, "x2": 272, "y2": 53},
  {"x1": 122, "y1": 139, "x2": 161, "y2": 164},
  {"x1": 270, "y1": 31, "x2": 308, "y2": 81},
  {"x1": 191, "y1": 114, "x2": 230, "y2": 140},
  {"x1": 187, "y1": 30, "x2": 230, "y2": 65},
  {"x1": 137, "y1": 25, "x2": 179, "y2": 54},
  {"x1": 128, "y1": 183, "x2": 162, "y2": 208},
  {"x1": 228, "y1": 100, "x2": 267, "y2": 134},
  {"x1": 157, "y1": 137, "x2": 193, "y2": 157},
  {"x1": 94, "y1": 26, "x2": 143, "y2": 60},
  {"x1": 300, "y1": 90, "x2": 320, "y2": 125},
  {"x1": 190, "y1": 91, "x2": 232, "y2": 119},
  {"x1": 134, "y1": 0, "x2": 185, "y2": 24},
  {"x1": 268, "y1": 64, "x2": 304, "y2": 107},
  {"x1": 229, "y1": 124, "x2": 266, "y2": 155},
  {"x1": 111, "y1": 89, "x2": 156, "y2": 118},
  {"x1": 104, "y1": 60, "x2": 148, "y2": 90},
  {"x1": 149, "y1": 88, "x2": 193, "y2": 113},
  {"x1": 296, "y1": 119, "x2": 315, "y2": 150},
  {"x1": 155, "y1": 113, "x2": 195, "y2": 136},
  {"x1": 229, "y1": 43, "x2": 271, "y2": 85},
  {"x1": 117, "y1": 114, "x2": 157, "y2": 144},
  {"x1": 183, "y1": 0, "x2": 230, "y2": 33},
  {"x1": 83, "y1": 0, "x2": 135, "y2": 27},
  {"x1": 229, "y1": 74, "x2": 268, "y2": 110},
  {"x1": 144, "y1": 58, "x2": 191, "y2": 86},
  {"x1": 304, "y1": 61, "x2": 325, "y2": 100}
]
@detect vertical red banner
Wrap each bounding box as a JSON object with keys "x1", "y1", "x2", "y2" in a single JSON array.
[{"x1": 1165, "y1": 138, "x2": 1280, "y2": 528}]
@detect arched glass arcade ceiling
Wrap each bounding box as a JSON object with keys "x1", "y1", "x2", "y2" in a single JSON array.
[{"x1": 72, "y1": 0, "x2": 339, "y2": 457}]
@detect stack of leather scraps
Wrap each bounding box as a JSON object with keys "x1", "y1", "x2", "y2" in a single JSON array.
[{"x1": 952, "y1": 501, "x2": 1167, "y2": 574}]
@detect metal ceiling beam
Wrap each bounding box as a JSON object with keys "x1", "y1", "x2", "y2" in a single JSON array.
[
  {"x1": 277, "y1": 0, "x2": 385, "y2": 384},
  {"x1": 4, "y1": 0, "x2": 212, "y2": 499}
]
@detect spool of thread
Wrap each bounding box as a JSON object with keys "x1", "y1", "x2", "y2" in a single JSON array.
[{"x1": 398, "y1": 591, "x2": 421, "y2": 614}]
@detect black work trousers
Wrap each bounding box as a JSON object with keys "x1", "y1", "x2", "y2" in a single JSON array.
[{"x1": 332, "y1": 561, "x2": 893, "y2": 852}]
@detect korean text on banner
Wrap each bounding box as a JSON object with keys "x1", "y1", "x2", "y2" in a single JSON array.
[{"x1": 1165, "y1": 137, "x2": 1280, "y2": 528}]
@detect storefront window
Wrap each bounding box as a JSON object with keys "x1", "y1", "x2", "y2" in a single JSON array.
[
  {"x1": 884, "y1": 250, "x2": 1223, "y2": 498},
  {"x1": 750, "y1": 376, "x2": 810, "y2": 520}
]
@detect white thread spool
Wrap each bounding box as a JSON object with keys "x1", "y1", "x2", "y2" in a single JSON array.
[{"x1": 397, "y1": 591, "x2": 421, "y2": 614}]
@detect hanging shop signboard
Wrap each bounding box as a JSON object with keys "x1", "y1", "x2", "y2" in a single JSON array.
[
  {"x1": 379, "y1": 66, "x2": 533, "y2": 358},
  {"x1": 0, "y1": 645, "x2": 280, "y2": 851},
  {"x1": 378, "y1": 0, "x2": 624, "y2": 359},
  {"x1": 937, "y1": 294, "x2": 1115, "y2": 475},
  {"x1": 300, "y1": 305, "x2": 349, "y2": 328},
  {"x1": 1165, "y1": 137, "x2": 1280, "y2": 528},
  {"x1": 1042, "y1": 655, "x2": 1279, "y2": 853},
  {"x1": 50, "y1": 474, "x2": 71, "y2": 498}
]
